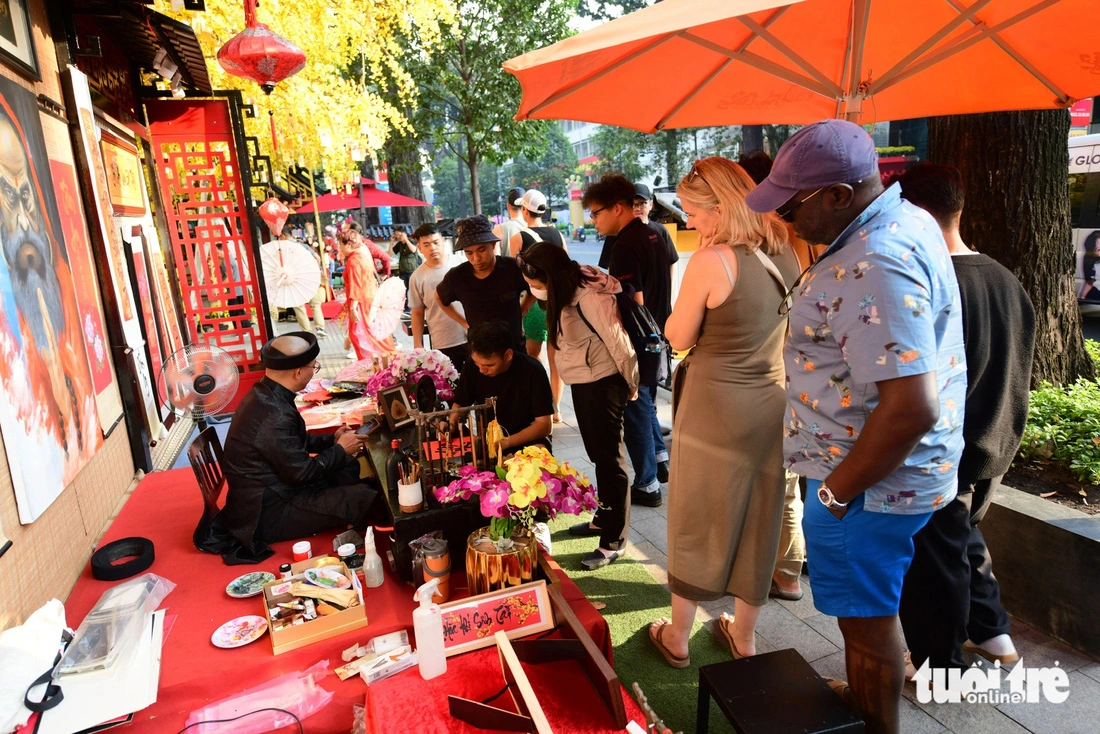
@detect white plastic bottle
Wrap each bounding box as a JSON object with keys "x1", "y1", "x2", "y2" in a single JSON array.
[
  {"x1": 412, "y1": 578, "x2": 447, "y2": 680},
  {"x1": 361, "y1": 527, "x2": 385, "y2": 588}
]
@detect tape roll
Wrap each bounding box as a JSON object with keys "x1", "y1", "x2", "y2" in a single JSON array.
[{"x1": 91, "y1": 537, "x2": 155, "y2": 581}]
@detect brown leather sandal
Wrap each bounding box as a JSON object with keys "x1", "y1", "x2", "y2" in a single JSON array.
[{"x1": 649, "y1": 619, "x2": 690, "y2": 669}]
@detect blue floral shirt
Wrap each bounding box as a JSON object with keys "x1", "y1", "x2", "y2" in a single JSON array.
[{"x1": 785, "y1": 184, "x2": 966, "y2": 515}]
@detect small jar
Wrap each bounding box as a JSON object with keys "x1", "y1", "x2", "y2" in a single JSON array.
[
  {"x1": 292, "y1": 540, "x2": 312, "y2": 562},
  {"x1": 279, "y1": 563, "x2": 292, "y2": 579},
  {"x1": 338, "y1": 542, "x2": 364, "y2": 571}
]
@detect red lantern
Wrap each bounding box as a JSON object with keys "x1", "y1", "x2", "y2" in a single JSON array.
[
  {"x1": 259, "y1": 197, "x2": 290, "y2": 237},
  {"x1": 217, "y1": 0, "x2": 306, "y2": 95}
]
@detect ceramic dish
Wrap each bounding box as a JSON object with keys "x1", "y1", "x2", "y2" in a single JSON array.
[
  {"x1": 304, "y1": 567, "x2": 352, "y2": 590},
  {"x1": 225, "y1": 571, "x2": 275, "y2": 598},
  {"x1": 211, "y1": 615, "x2": 268, "y2": 648}
]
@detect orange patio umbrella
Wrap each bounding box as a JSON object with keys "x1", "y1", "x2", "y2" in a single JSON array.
[{"x1": 504, "y1": 0, "x2": 1100, "y2": 130}]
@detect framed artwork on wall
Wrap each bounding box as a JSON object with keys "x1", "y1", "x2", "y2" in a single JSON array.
[
  {"x1": 0, "y1": 0, "x2": 39, "y2": 81},
  {"x1": 100, "y1": 132, "x2": 146, "y2": 216}
]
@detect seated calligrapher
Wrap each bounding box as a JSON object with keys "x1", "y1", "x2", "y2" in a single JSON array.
[
  {"x1": 204, "y1": 332, "x2": 383, "y2": 564},
  {"x1": 450, "y1": 321, "x2": 554, "y2": 454}
]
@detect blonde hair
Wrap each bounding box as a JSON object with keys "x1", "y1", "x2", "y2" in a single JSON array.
[{"x1": 677, "y1": 157, "x2": 790, "y2": 256}]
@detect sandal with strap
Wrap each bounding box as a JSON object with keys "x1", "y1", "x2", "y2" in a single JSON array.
[
  {"x1": 648, "y1": 619, "x2": 690, "y2": 669},
  {"x1": 718, "y1": 613, "x2": 750, "y2": 659}
]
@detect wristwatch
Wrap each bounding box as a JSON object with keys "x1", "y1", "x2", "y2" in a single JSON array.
[{"x1": 817, "y1": 481, "x2": 849, "y2": 517}]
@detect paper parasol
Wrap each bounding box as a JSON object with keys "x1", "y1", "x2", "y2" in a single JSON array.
[
  {"x1": 369, "y1": 276, "x2": 406, "y2": 341},
  {"x1": 260, "y1": 240, "x2": 321, "y2": 308}
]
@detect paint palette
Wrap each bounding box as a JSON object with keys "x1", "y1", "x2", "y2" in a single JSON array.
[
  {"x1": 304, "y1": 567, "x2": 351, "y2": 590},
  {"x1": 211, "y1": 615, "x2": 268, "y2": 649},
  {"x1": 225, "y1": 572, "x2": 275, "y2": 598}
]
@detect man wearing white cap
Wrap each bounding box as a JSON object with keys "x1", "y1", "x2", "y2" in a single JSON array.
[
  {"x1": 746, "y1": 119, "x2": 966, "y2": 734},
  {"x1": 512, "y1": 189, "x2": 567, "y2": 421},
  {"x1": 494, "y1": 186, "x2": 526, "y2": 257}
]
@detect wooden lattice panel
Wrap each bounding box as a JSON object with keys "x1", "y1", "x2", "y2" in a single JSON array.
[{"x1": 146, "y1": 99, "x2": 268, "y2": 383}]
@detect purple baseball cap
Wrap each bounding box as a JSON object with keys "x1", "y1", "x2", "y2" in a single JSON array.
[{"x1": 745, "y1": 119, "x2": 879, "y2": 214}]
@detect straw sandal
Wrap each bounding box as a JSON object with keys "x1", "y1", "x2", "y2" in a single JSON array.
[
  {"x1": 649, "y1": 618, "x2": 690, "y2": 669},
  {"x1": 717, "y1": 613, "x2": 750, "y2": 659}
]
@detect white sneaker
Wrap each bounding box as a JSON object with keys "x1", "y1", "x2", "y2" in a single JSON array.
[
  {"x1": 963, "y1": 635, "x2": 1019, "y2": 664},
  {"x1": 346, "y1": 350, "x2": 357, "y2": 360},
  {"x1": 532, "y1": 522, "x2": 552, "y2": 555}
]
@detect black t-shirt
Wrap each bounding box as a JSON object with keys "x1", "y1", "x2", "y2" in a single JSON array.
[
  {"x1": 436, "y1": 257, "x2": 529, "y2": 349},
  {"x1": 454, "y1": 353, "x2": 554, "y2": 451},
  {"x1": 598, "y1": 234, "x2": 616, "y2": 270},
  {"x1": 608, "y1": 217, "x2": 676, "y2": 331},
  {"x1": 649, "y1": 220, "x2": 679, "y2": 268},
  {"x1": 519, "y1": 226, "x2": 566, "y2": 253}
]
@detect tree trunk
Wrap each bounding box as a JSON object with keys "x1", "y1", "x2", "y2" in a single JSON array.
[
  {"x1": 467, "y1": 136, "x2": 482, "y2": 215},
  {"x1": 742, "y1": 124, "x2": 764, "y2": 155},
  {"x1": 928, "y1": 109, "x2": 1094, "y2": 387},
  {"x1": 384, "y1": 137, "x2": 433, "y2": 227}
]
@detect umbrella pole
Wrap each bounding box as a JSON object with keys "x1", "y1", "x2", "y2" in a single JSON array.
[{"x1": 308, "y1": 171, "x2": 326, "y2": 270}]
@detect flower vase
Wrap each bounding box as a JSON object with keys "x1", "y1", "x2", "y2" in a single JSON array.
[{"x1": 465, "y1": 526, "x2": 538, "y2": 595}]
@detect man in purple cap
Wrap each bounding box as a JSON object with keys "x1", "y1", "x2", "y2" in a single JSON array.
[{"x1": 746, "y1": 119, "x2": 966, "y2": 734}]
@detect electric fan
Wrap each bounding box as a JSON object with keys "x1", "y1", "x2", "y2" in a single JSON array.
[{"x1": 158, "y1": 344, "x2": 240, "y2": 425}]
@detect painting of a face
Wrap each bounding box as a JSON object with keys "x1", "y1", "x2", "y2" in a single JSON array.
[
  {"x1": 0, "y1": 75, "x2": 101, "y2": 523},
  {"x1": 0, "y1": 113, "x2": 64, "y2": 349}
]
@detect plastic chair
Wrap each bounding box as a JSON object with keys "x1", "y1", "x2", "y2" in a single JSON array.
[{"x1": 189, "y1": 426, "x2": 226, "y2": 549}]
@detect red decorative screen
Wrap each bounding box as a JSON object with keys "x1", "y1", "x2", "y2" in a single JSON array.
[{"x1": 146, "y1": 99, "x2": 268, "y2": 402}]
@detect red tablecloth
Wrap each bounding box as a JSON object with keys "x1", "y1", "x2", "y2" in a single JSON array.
[{"x1": 33, "y1": 468, "x2": 642, "y2": 733}]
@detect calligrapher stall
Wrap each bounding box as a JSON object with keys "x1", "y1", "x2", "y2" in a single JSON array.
[{"x1": 20, "y1": 465, "x2": 645, "y2": 733}]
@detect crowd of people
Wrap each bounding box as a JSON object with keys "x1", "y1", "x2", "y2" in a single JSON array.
[{"x1": 216, "y1": 118, "x2": 1035, "y2": 734}]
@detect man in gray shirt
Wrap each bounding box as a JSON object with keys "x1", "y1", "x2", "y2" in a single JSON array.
[{"x1": 408, "y1": 223, "x2": 468, "y2": 368}]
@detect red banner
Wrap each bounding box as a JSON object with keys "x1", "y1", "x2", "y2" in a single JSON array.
[
  {"x1": 441, "y1": 586, "x2": 547, "y2": 652},
  {"x1": 1071, "y1": 99, "x2": 1094, "y2": 127}
]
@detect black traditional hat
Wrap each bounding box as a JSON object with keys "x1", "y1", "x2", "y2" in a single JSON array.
[
  {"x1": 453, "y1": 215, "x2": 500, "y2": 252},
  {"x1": 261, "y1": 331, "x2": 320, "y2": 370}
]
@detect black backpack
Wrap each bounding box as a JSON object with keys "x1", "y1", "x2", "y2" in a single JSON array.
[{"x1": 576, "y1": 282, "x2": 670, "y2": 388}]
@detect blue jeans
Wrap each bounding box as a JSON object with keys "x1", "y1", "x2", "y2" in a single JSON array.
[{"x1": 623, "y1": 385, "x2": 667, "y2": 492}]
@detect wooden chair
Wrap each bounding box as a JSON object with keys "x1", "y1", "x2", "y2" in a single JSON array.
[{"x1": 189, "y1": 426, "x2": 226, "y2": 550}]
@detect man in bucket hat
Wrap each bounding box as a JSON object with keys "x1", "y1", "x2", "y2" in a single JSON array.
[
  {"x1": 746, "y1": 119, "x2": 966, "y2": 734},
  {"x1": 436, "y1": 215, "x2": 535, "y2": 353}
]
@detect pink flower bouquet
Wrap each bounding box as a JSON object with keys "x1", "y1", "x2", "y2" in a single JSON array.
[
  {"x1": 363, "y1": 349, "x2": 459, "y2": 402},
  {"x1": 434, "y1": 445, "x2": 597, "y2": 545}
]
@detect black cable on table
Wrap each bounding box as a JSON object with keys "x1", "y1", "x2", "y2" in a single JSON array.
[{"x1": 174, "y1": 707, "x2": 303, "y2": 733}]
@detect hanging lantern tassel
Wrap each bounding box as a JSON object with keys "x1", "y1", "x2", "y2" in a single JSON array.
[{"x1": 269, "y1": 110, "x2": 278, "y2": 151}]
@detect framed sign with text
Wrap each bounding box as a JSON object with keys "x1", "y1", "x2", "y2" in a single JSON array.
[
  {"x1": 438, "y1": 580, "x2": 553, "y2": 657},
  {"x1": 99, "y1": 131, "x2": 146, "y2": 216}
]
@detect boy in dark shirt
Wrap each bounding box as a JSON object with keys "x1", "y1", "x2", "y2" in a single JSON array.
[
  {"x1": 451, "y1": 322, "x2": 554, "y2": 453},
  {"x1": 435, "y1": 215, "x2": 534, "y2": 351},
  {"x1": 897, "y1": 163, "x2": 1035, "y2": 672}
]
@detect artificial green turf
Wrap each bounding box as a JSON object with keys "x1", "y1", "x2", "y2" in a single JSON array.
[{"x1": 549, "y1": 515, "x2": 737, "y2": 734}]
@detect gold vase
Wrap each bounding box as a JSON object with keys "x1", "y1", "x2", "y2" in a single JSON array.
[{"x1": 465, "y1": 527, "x2": 538, "y2": 595}]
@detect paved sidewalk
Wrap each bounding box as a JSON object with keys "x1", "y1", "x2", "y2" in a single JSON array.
[{"x1": 293, "y1": 315, "x2": 1099, "y2": 734}]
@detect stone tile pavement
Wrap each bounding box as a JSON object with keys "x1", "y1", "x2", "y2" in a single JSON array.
[{"x1": 290, "y1": 315, "x2": 1099, "y2": 734}]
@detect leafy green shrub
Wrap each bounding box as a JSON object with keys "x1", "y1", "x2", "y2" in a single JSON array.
[
  {"x1": 875, "y1": 146, "x2": 917, "y2": 156},
  {"x1": 1019, "y1": 340, "x2": 1100, "y2": 484}
]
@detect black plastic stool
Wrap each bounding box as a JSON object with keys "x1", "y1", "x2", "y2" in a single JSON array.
[{"x1": 697, "y1": 648, "x2": 864, "y2": 733}]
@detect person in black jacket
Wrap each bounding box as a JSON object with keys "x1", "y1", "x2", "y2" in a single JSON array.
[
  {"x1": 213, "y1": 332, "x2": 382, "y2": 562},
  {"x1": 897, "y1": 164, "x2": 1035, "y2": 671}
]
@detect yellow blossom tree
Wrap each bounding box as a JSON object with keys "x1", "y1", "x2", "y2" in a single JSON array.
[{"x1": 157, "y1": 0, "x2": 454, "y2": 186}]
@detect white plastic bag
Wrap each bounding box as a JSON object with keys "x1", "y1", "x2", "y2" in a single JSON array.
[
  {"x1": 182, "y1": 661, "x2": 333, "y2": 734},
  {"x1": 0, "y1": 599, "x2": 66, "y2": 733}
]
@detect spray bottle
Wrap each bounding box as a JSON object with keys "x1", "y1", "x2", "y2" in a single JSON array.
[
  {"x1": 361, "y1": 527, "x2": 385, "y2": 588},
  {"x1": 412, "y1": 578, "x2": 447, "y2": 680}
]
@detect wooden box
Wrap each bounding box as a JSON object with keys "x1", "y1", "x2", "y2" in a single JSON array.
[{"x1": 261, "y1": 555, "x2": 368, "y2": 656}]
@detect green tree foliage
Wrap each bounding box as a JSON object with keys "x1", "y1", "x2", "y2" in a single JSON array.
[
  {"x1": 576, "y1": 0, "x2": 651, "y2": 21},
  {"x1": 395, "y1": 0, "x2": 574, "y2": 214},
  {"x1": 591, "y1": 125, "x2": 651, "y2": 181},
  {"x1": 509, "y1": 124, "x2": 578, "y2": 208}
]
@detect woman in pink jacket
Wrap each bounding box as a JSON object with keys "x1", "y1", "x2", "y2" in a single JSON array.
[{"x1": 518, "y1": 242, "x2": 639, "y2": 570}]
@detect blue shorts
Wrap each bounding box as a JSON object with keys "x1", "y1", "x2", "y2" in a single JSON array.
[{"x1": 803, "y1": 479, "x2": 932, "y2": 618}]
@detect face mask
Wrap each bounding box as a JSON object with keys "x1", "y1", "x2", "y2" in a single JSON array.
[{"x1": 530, "y1": 286, "x2": 548, "y2": 300}]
